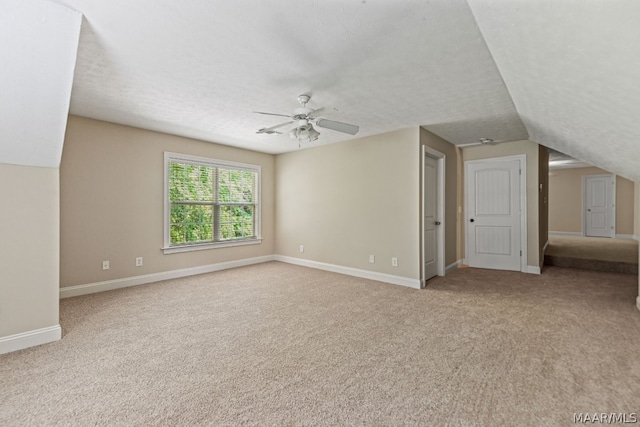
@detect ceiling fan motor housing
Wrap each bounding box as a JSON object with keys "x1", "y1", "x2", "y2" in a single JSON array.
[
  {"x1": 297, "y1": 94, "x2": 311, "y2": 105},
  {"x1": 292, "y1": 107, "x2": 313, "y2": 120}
]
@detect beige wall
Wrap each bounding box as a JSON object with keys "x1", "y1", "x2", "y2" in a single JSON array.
[
  {"x1": 618, "y1": 176, "x2": 635, "y2": 235},
  {"x1": 419, "y1": 128, "x2": 460, "y2": 267},
  {"x1": 60, "y1": 116, "x2": 275, "y2": 287},
  {"x1": 275, "y1": 128, "x2": 421, "y2": 280},
  {"x1": 636, "y1": 182, "x2": 640, "y2": 309},
  {"x1": 538, "y1": 146, "x2": 549, "y2": 266},
  {"x1": 635, "y1": 181, "x2": 640, "y2": 239},
  {"x1": 462, "y1": 140, "x2": 541, "y2": 268},
  {"x1": 0, "y1": 163, "x2": 60, "y2": 337},
  {"x1": 548, "y1": 166, "x2": 635, "y2": 235}
]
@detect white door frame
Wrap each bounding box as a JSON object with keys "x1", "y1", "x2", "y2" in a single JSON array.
[
  {"x1": 582, "y1": 174, "x2": 616, "y2": 238},
  {"x1": 421, "y1": 145, "x2": 445, "y2": 287},
  {"x1": 464, "y1": 154, "x2": 528, "y2": 273}
]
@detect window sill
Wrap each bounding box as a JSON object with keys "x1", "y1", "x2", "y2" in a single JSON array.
[{"x1": 162, "y1": 238, "x2": 262, "y2": 254}]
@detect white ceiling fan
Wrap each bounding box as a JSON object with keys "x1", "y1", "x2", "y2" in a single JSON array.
[{"x1": 254, "y1": 94, "x2": 359, "y2": 145}]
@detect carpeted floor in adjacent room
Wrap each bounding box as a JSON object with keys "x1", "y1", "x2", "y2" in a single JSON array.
[
  {"x1": 2, "y1": 262, "x2": 640, "y2": 426},
  {"x1": 545, "y1": 235, "x2": 639, "y2": 275}
]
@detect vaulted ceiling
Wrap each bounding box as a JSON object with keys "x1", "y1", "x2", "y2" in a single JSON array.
[{"x1": 47, "y1": 0, "x2": 640, "y2": 181}]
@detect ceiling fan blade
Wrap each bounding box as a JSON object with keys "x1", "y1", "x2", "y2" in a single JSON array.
[
  {"x1": 315, "y1": 119, "x2": 359, "y2": 135},
  {"x1": 309, "y1": 106, "x2": 338, "y2": 118},
  {"x1": 253, "y1": 111, "x2": 291, "y2": 118},
  {"x1": 309, "y1": 107, "x2": 325, "y2": 117},
  {"x1": 256, "y1": 121, "x2": 293, "y2": 134}
]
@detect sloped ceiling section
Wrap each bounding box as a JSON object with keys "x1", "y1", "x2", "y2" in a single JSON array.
[
  {"x1": 467, "y1": 0, "x2": 640, "y2": 181},
  {"x1": 49, "y1": 0, "x2": 527, "y2": 154},
  {"x1": 0, "y1": 0, "x2": 81, "y2": 168}
]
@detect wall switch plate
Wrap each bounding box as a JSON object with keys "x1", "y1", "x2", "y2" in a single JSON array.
[
  {"x1": 369, "y1": 255, "x2": 375, "y2": 263},
  {"x1": 135, "y1": 257, "x2": 143, "y2": 267},
  {"x1": 102, "y1": 260, "x2": 110, "y2": 270},
  {"x1": 392, "y1": 257, "x2": 398, "y2": 267},
  {"x1": 299, "y1": 245, "x2": 304, "y2": 253}
]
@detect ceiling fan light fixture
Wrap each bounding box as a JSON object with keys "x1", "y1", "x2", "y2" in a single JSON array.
[
  {"x1": 289, "y1": 125, "x2": 320, "y2": 143},
  {"x1": 479, "y1": 137, "x2": 494, "y2": 144},
  {"x1": 308, "y1": 126, "x2": 320, "y2": 141}
]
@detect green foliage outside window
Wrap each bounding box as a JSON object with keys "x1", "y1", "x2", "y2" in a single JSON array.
[{"x1": 168, "y1": 161, "x2": 257, "y2": 245}]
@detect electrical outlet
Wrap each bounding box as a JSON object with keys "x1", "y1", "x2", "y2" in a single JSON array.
[
  {"x1": 299, "y1": 245, "x2": 304, "y2": 253},
  {"x1": 135, "y1": 257, "x2": 143, "y2": 267},
  {"x1": 392, "y1": 257, "x2": 398, "y2": 267},
  {"x1": 102, "y1": 260, "x2": 110, "y2": 270},
  {"x1": 369, "y1": 255, "x2": 375, "y2": 263}
]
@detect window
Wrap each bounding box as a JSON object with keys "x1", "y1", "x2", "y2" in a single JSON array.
[{"x1": 164, "y1": 152, "x2": 261, "y2": 253}]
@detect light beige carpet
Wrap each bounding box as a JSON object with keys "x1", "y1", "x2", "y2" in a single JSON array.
[{"x1": 2, "y1": 262, "x2": 640, "y2": 426}]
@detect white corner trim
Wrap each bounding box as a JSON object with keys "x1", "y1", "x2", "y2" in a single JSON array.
[
  {"x1": 549, "y1": 231, "x2": 583, "y2": 236},
  {"x1": 274, "y1": 255, "x2": 421, "y2": 289},
  {"x1": 525, "y1": 265, "x2": 541, "y2": 275},
  {"x1": 60, "y1": 255, "x2": 275, "y2": 299},
  {"x1": 615, "y1": 234, "x2": 635, "y2": 240},
  {"x1": 0, "y1": 325, "x2": 61, "y2": 355},
  {"x1": 543, "y1": 240, "x2": 549, "y2": 253},
  {"x1": 446, "y1": 260, "x2": 462, "y2": 274}
]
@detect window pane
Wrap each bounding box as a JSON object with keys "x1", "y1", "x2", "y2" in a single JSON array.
[
  {"x1": 217, "y1": 169, "x2": 231, "y2": 203},
  {"x1": 219, "y1": 205, "x2": 254, "y2": 240},
  {"x1": 170, "y1": 204, "x2": 214, "y2": 245},
  {"x1": 169, "y1": 162, "x2": 213, "y2": 202},
  {"x1": 217, "y1": 168, "x2": 255, "y2": 204},
  {"x1": 171, "y1": 224, "x2": 185, "y2": 244},
  {"x1": 170, "y1": 204, "x2": 186, "y2": 223}
]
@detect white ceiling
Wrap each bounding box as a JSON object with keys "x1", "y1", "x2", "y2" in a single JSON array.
[
  {"x1": 46, "y1": 0, "x2": 640, "y2": 181},
  {"x1": 467, "y1": 0, "x2": 640, "y2": 181}
]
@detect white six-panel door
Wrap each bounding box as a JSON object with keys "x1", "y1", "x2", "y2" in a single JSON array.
[
  {"x1": 584, "y1": 174, "x2": 615, "y2": 238},
  {"x1": 466, "y1": 158, "x2": 523, "y2": 271}
]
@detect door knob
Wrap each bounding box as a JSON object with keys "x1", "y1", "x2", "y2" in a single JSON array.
[
  {"x1": 470, "y1": 218, "x2": 475, "y2": 222},
  {"x1": 435, "y1": 221, "x2": 441, "y2": 225},
  {"x1": 588, "y1": 209, "x2": 591, "y2": 211}
]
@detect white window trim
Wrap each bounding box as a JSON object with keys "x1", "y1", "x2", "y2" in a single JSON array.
[{"x1": 163, "y1": 152, "x2": 262, "y2": 254}]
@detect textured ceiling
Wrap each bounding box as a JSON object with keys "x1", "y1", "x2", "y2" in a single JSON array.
[
  {"x1": 48, "y1": 0, "x2": 526, "y2": 154},
  {"x1": 467, "y1": 0, "x2": 640, "y2": 181},
  {"x1": 46, "y1": 0, "x2": 640, "y2": 181}
]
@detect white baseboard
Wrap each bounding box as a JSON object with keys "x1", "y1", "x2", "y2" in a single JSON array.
[
  {"x1": 446, "y1": 260, "x2": 462, "y2": 274},
  {"x1": 0, "y1": 325, "x2": 61, "y2": 355},
  {"x1": 60, "y1": 255, "x2": 275, "y2": 299},
  {"x1": 274, "y1": 255, "x2": 421, "y2": 289},
  {"x1": 616, "y1": 234, "x2": 635, "y2": 240},
  {"x1": 636, "y1": 296, "x2": 640, "y2": 312},
  {"x1": 543, "y1": 240, "x2": 549, "y2": 253},
  {"x1": 525, "y1": 265, "x2": 541, "y2": 275},
  {"x1": 549, "y1": 231, "x2": 582, "y2": 236}
]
